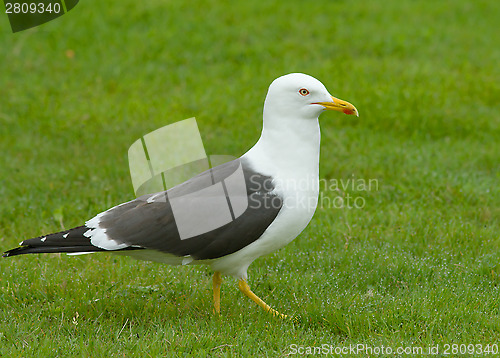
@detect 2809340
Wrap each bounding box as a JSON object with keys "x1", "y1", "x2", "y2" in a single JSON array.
[
  {"x1": 443, "y1": 344, "x2": 498, "y2": 355},
  {"x1": 5, "y1": 2, "x2": 61, "y2": 14}
]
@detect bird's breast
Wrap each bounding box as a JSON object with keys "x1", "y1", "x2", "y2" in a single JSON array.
[{"x1": 253, "y1": 171, "x2": 319, "y2": 253}]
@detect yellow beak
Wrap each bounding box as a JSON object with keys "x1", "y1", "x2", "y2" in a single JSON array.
[{"x1": 314, "y1": 95, "x2": 359, "y2": 117}]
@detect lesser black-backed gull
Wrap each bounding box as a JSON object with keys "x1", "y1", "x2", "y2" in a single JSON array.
[{"x1": 3, "y1": 73, "x2": 358, "y2": 318}]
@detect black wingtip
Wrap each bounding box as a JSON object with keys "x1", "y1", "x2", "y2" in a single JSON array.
[{"x1": 2, "y1": 246, "x2": 24, "y2": 258}]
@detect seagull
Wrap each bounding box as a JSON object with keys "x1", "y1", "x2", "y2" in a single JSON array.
[{"x1": 3, "y1": 73, "x2": 358, "y2": 318}]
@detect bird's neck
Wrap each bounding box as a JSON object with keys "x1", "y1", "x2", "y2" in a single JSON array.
[{"x1": 244, "y1": 115, "x2": 321, "y2": 180}]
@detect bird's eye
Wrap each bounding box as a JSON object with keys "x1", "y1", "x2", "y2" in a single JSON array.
[{"x1": 299, "y1": 88, "x2": 310, "y2": 96}]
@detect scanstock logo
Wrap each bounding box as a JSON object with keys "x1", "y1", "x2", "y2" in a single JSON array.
[
  {"x1": 128, "y1": 118, "x2": 247, "y2": 240},
  {"x1": 4, "y1": 0, "x2": 79, "y2": 33}
]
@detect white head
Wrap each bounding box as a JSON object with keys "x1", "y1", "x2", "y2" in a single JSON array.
[
  {"x1": 248, "y1": 73, "x2": 359, "y2": 172},
  {"x1": 263, "y1": 73, "x2": 358, "y2": 123}
]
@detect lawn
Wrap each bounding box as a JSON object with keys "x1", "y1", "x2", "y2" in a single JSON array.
[{"x1": 0, "y1": 0, "x2": 499, "y2": 356}]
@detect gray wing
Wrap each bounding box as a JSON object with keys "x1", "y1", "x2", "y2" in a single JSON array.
[{"x1": 98, "y1": 158, "x2": 282, "y2": 260}]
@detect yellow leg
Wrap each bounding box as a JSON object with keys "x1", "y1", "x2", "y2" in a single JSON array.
[
  {"x1": 213, "y1": 271, "x2": 222, "y2": 315},
  {"x1": 238, "y1": 279, "x2": 287, "y2": 319}
]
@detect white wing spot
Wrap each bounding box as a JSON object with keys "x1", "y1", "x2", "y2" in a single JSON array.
[
  {"x1": 67, "y1": 252, "x2": 95, "y2": 256},
  {"x1": 83, "y1": 229, "x2": 93, "y2": 238},
  {"x1": 63, "y1": 233, "x2": 69, "y2": 239},
  {"x1": 146, "y1": 193, "x2": 163, "y2": 203},
  {"x1": 40, "y1": 237, "x2": 47, "y2": 242}
]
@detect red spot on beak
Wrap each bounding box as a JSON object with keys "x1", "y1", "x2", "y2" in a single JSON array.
[{"x1": 343, "y1": 109, "x2": 353, "y2": 115}]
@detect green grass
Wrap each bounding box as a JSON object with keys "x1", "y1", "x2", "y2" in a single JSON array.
[{"x1": 1, "y1": 0, "x2": 499, "y2": 356}]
